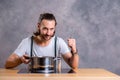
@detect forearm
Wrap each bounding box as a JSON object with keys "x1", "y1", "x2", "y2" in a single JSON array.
[
  {"x1": 67, "y1": 38, "x2": 79, "y2": 69},
  {"x1": 70, "y1": 53, "x2": 79, "y2": 69},
  {"x1": 70, "y1": 46, "x2": 79, "y2": 69},
  {"x1": 5, "y1": 53, "x2": 22, "y2": 69},
  {"x1": 5, "y1": 59, "x2": 22, "y2": 69}
]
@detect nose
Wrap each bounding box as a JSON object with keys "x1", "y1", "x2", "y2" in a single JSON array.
[{"x1": 46, "y1": 30, "x2": 51, "y2": 35}]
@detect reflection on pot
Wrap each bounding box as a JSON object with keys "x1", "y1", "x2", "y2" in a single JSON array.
[{"x1": 29, "y1": 56, "x2": 61, "y2": 73}]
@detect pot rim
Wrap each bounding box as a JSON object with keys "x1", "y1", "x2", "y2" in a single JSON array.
[{"x1": 31, "y1": 56, "x2": 55, "y2": 58}]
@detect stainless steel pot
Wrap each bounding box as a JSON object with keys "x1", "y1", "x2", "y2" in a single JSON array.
[{"x1": 30, "y1": 56, "x2": 55, "y2": 73}]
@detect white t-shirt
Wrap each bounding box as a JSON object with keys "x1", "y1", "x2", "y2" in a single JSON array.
[{"x1": 14, "y1": 36, "x2": 70, "y2": 57}]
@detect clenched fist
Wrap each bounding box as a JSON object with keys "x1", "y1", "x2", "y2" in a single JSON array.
[{"x1": 67, "y1": 38, "x2": 77, "y2": 53}]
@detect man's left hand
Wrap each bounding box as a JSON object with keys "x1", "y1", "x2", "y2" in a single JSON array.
[{"x1": 67, "y1": 38, "x2": 77, "y2": 53}]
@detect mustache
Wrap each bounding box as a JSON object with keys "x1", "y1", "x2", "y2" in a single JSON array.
[{"x1": 44, "y1": 31, "x2": 55, "y2": 37}]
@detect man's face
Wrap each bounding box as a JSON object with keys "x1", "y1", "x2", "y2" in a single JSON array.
[{"x1": 38, "y1": 19, "x2": 56, "y2": 41}]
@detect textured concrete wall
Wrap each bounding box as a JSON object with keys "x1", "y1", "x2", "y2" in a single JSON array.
[{"x1": 0, "y1": 0, "x2": 120, "y2": 75}]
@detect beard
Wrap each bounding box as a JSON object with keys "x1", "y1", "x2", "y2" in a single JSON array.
[{"x1": 39, "y1": 31, "x2": 55, "y2": 41}]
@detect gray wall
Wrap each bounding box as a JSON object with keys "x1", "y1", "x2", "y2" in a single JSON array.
[{"x1": 0, "y1": 0, "x2": 120, "y2": 75}]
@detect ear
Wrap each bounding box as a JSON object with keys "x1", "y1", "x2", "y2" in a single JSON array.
[{"x1": 37, "y1": 23, "x2": 40, "y2": 28}]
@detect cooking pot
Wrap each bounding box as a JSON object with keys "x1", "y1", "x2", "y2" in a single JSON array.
[{"x1": 29, "y1": 56, "x2": 55, "y2": 73}]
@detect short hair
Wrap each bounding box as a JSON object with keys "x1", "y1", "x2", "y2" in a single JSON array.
[{"x1": 38, "y1": 13, "x2": 57, "y2": 26}]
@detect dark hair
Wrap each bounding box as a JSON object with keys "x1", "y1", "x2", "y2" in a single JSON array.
[
  {"x1": 38, "y1": 13, "x2": 57, "y2": 26},
  {"x1": 34, "y1": 13, "x2": 57, "y2": 36}
]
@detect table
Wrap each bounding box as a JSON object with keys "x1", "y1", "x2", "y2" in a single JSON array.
[{"x1": 0, "y1": 68, "x2": 120, "y2": 80}]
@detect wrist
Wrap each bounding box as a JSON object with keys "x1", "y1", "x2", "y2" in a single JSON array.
[
  {"x1": 71, "y1": 48, "x2": 77, "y2": 53},
  {"x1": 71, "y1": 49, "x2": 78, "y2": 55}
]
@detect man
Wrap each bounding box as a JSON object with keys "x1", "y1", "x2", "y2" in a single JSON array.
[{"x1": 5, "y1": 13, "x2": 79, "y2": 69}]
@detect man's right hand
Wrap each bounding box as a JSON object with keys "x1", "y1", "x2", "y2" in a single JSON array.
[{"x1": 20, "y1": 54, "x2": 31, "y2": 64}]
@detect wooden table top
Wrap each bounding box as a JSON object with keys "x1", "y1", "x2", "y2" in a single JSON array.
[{"x1": 0, "y1": 68, "x2": 120, "y2": 80}]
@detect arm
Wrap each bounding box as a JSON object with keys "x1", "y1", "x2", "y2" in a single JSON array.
[
  {"x1": 5, "y1": 53, "x2": 22, "y2": 69},
  {"x1": 5, "y1": 53, "x2": 30, "y2": 69},
  {"x1": 62, "y1": 52, "x2": 79, "y2": 69},
  {"x1": 62, "y1": 38, "x2": 79, "y2": 69}
]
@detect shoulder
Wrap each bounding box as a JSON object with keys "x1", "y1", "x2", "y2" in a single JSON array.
[
  {"x1": 55, "y1": 36, "x2": 67, "y2": 44},
  {"x1": 20, "y1": 36, "x2": 31, "y2": 45},
  {"x1": 22, "y1": 36, "x2": 31, "y2": 42},
  {"x1": 54, "y1": 36, "x2": 65, "y2": 42},
  {"x1": 52, "y1": 36, "x2": 65, "y2": 43}
]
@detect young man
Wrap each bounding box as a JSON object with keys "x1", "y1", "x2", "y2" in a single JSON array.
[{"x1": 5, "y1": 13, "x2": 79, "y2": 69}]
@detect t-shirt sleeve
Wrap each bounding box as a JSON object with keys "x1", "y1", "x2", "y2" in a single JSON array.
[
  {"x1": 58, "y1": 38, "x2": 70, "y2": 55},
  {"x1": 14, "y1": 38, "x2": 28, "y2": 57}
]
